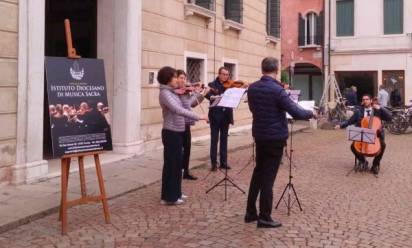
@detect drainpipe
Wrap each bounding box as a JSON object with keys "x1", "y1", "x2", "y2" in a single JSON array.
[{"x1": 328, "y1": 0, "x2": 331, "y2": 76}]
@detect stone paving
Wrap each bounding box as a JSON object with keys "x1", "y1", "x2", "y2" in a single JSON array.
[{"x1": 0, "y1": 129, "x2": 411, "y2": 247}]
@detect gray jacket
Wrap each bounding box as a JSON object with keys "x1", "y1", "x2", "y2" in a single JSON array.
[
  {"x1": 180, "y1": 93, "x2": 204, "y2": 126},
  {"x1": 159, "y1": 84, "x2": 200, "y2": 132}
]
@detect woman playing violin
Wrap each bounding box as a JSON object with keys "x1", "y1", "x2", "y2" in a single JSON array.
[
  {"x1": 176, "y1": 70, "x2": 209, "y2": 180},
  {"x1": 335, "y1": 94, "x2": 392, "y2": 175}
]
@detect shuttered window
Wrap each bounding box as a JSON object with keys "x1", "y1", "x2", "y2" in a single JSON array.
[
  {"x1": 195, "y1": 0, "x2": 214, "y2": 11},
  {"x1": 316, "y1": 11, "x2": 324, "y2": 45},
  {"x1": 267, "y1": 0, "x2": 280, "y2": 38},
  {"x1": 298, "y1": 14, "x2": 305, "y2": 46},
  {"x1": 336, "y1": 0, "x2": 354, "y2": 37},
  {"x1": 225, "y1": 0, "x2": 243, "y2": 23},
  {"x1": 384, "y1": 0, "x2": 403, "y2": 34}
]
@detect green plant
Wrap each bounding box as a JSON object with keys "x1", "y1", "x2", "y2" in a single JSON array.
[{"x1": 281, "y1": 70, "x2": 289, "y2": 83}]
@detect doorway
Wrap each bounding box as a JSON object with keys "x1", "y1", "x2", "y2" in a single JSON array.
[
  {"x1": 335, "y1": 71, "x2": 377, "y2": 104},
  {"x1": 43, "y1": 0, "x2": 98, "y2": 159}
]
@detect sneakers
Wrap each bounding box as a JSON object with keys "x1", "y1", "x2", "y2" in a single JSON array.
[
  {"x1": 160, "y1": 199, "x2": 184, "y2": 205},
  {"x1": 180, "y1": 194, "x2": 188, "y2": 200},
  {"x1": 257, "y1": 218, "x2": 282, "y2": 228}
]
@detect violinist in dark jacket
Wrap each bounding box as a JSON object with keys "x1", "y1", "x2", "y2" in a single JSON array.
[
  {"x1": 245, "y1": 57, "x2": 315, "y2": 228},
  {"x1": 335, "y1": 94, "x2": 392, "y2": 175},
  {"x1": 205, "y1": 67, "x2": 233, "y2": 171}
]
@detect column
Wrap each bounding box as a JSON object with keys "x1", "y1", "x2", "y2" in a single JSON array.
[
  {"x1": 111, "y1": 0, "x2": 143, "y2": 154},
  {"x1": 13, "y1": 0, "x2": 48, "y2": 184}
]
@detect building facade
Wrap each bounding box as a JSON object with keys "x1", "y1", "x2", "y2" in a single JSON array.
[
  {"x1": 0, "y1": 0, "x2": 281, "y2": 185},
  {"x1": 325, "y1": 0, "x2": 412, "y2": 104},
  {"x1": 281, "y1": 0, "x2": 324, "y2": 104}
]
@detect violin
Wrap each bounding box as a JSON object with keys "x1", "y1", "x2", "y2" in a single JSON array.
[
  {"x1": 223, "y1": 80, "x2": 248, "y2": 89},
  {"x1": 354, "y1": 107, "x2": 382, "y2": 157},
  {"x1": 174, "y1": 82, "x2": 205, "y2": 95}
]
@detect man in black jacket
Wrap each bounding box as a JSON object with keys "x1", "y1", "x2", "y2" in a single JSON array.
[
  {"x1": 335, "y1": 94, "x2": 392, "y2": 175},
  {"x1": 245, "y1": 57, "x2": 315, "y2": 228},
  {"x1": 205, "y1": 67, "x2": 233, "y2": 171}
]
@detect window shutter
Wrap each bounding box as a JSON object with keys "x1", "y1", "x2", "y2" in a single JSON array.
[
  {"x1": 225, "y1": 0, "x2": 243, "y2": 23},
  {"x1": 316, "y1": 11, "x2": 324, "y2": 45},
  {"x1": 336, "y1": 0, "x2": 354, "y2": 36},
  {"x1": 195, "y1": 0, "x2": 213, "y2": 10},
  {"x1": 267, "y1": 0, "x2": 280, "y2": 38},
  {"x1": 384, "y1": 0, "x2": 403, "y2": 34},
  {"x1": 298, "y1": 13, "x2": 305, "y2": 46}
]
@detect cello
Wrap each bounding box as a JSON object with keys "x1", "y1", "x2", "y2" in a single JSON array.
[{"x1": 354, "y1": 107, "x2": 382, "y2": 157}]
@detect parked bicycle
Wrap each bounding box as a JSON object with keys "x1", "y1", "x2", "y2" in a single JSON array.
[{"x1": 386, "y1": 101, "x2": 412, "y2": 134}]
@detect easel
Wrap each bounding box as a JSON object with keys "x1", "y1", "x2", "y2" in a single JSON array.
[
  {"x1": 58, "y1": 19, "x2": 110, "y2": 235},
  {"x1": 59, "y1": 152, "x2": 110, "y2": 234}
]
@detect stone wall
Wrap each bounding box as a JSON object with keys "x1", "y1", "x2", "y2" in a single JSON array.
[
  {"x1": 141, "y1": 0, "x2": 281, "y2": 150},
  {"x1": 0, "y1": 0, "x2": 18, "y2": 183}
]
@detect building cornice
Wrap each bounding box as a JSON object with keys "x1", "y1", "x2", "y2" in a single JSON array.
[{"x1": 331, "y1": 48, "x2": 412, "y2": 55}]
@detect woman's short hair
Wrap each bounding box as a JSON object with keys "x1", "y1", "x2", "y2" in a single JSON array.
[
  {"x1": 157, "y1": 66, "x2": 177, "y2": 85},
  {"x1": 176, "y1": 69, "x2": 187, "y2": 77}
]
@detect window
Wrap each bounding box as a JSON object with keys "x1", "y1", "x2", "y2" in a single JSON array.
[
  {"x1": 306, "y1": 12, "x2": 317, "y2": 45},
  {"x1": 193, "y1": 0, "x2": 214, "y2": 11},
  {"x1": 186, "y1": 58, "x2": 203, "y2": 83},
  {"x1": 267, "y1": 0, "x2": 280, "y2": 38},
  {"x1": 384, "y1": 0, "x2": 403, "y2": 34},
  {"x1": 299, "y1": 12, "x2": 324, "y2": 47},
  {"x1": 225, "y1": 0, "x2": 243, "y2": 23},
  {"x1": 336, "y1": 0, "x2": 354, "y2": 37},
  {"x1": 224, "y1": 62, "x2": 237, "y2": 80}
]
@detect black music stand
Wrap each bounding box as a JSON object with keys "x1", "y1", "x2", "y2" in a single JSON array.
[
  {"x1": 275, "y1": 119, "x2": 303, "y2": 215},
  {"x1": 346, "y1": 126, "x2": 376, "y2": 175},
  {"x1": 205, "y1": 88, "x2": 246, "y2": 200}
]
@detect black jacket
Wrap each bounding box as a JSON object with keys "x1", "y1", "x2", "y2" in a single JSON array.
[
  {"x1": 205, "y1": 78, "x2": 234, "y2": 124},
  {"x1": 247, "y1": 76, "x2": 313, "y2": 142},
  {"x1": 340, "y1": 106, "x2": 392, "y2": 129}
]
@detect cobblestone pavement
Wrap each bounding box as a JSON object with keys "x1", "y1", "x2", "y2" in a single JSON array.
[{"x1": 0, "y1": 129, "x2": 411, "y2": 248}]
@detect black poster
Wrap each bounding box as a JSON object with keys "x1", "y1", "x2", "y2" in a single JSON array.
[{"x1": 45, "y1": 57, "x2": 112, "y2": 157}]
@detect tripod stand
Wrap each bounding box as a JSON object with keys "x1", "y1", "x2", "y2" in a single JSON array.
[
  {"x1": 275, "y1": 120, "x2": 303, "y2": 215},
  {"x1": 206, "y1": 165, "x2": 246, "y2": 201},
  {"x1": 237, "y1": 141, "x2": 255, "y2": 175}
]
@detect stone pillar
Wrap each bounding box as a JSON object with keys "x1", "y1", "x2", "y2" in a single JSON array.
[
  {"x1": 111, "y1": 0, "x2": 143, "y2": 154},
  {"x1": 13, "y1": 0, "x2": 48, "y2": 184}
]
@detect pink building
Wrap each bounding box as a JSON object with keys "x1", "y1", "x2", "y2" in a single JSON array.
[{"x1": 281, "y1": 0, "x2": 324, "y2": 103}]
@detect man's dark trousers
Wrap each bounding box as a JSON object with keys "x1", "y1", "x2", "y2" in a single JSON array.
[
  {"x1": 209, "y1": 111, "x2": 230, "y2": 167},
  {"x1": 246, "y1": 139, "x2": 285, "y2": 220}
]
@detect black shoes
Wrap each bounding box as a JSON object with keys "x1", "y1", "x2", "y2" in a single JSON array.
[
  {"x1": 183, "y1": 173, "x2": 198, "y2": 180},
  {"x1": 219, "y1": 165, "x2": 231, "y2": 170},
  {"x1": 211, "y1": 164, "x2": 217, "y2": 171},
  {"x1": 244, "y1": 213, "x2": 259, "y2": 223},
  {"x1": 371, "y1": 164, "x2": 380, "y2": 175},
  {"x1": 257, "y1": 218, "x2": 282, "y2": 228}
]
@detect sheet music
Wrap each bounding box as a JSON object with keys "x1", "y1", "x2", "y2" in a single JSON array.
[
  {"x1": 286, "y1": 101, "x2": 315, "y2": 119},
  {"x1": 347, "y1": 126, "x2": 376, "y2": 144},
  {"x1": 216, "y1": 88, "x2": 247, "y2": 108}
]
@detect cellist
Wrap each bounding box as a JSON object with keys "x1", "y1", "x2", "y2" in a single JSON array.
[{"x1": 335, "y1": 94, "x2": 392, "y2": 175}]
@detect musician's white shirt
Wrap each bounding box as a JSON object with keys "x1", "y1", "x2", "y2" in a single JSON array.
[{"x1": 364, "y1": 107, "x2": 373, "y2": 117}]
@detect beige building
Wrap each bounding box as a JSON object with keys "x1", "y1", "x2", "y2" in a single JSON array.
[
  {"x1": 325, "y1": 0, "x2": 412, "y2": 103},
  {"x1": 0, "y1": 0, "x2": 281, "y2": 185}
]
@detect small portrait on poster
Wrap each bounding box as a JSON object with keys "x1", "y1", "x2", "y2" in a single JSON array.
[{"x1": 45, "y1": 57, "x2": 113, "y2": 157}]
